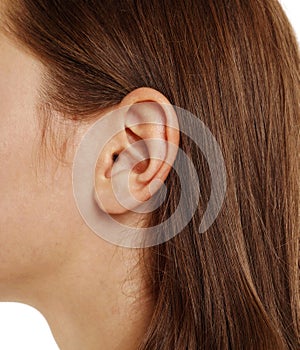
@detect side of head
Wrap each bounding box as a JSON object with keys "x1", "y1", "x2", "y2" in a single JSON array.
[{"x1": 0, "y1": 1, "x2": 299, "y2": 349}]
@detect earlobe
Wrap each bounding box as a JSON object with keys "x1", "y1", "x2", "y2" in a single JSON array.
[{"x1": 94, "y1": 88, "x2": 179, "y2": 215}]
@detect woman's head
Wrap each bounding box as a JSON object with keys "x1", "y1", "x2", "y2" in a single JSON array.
[{"x1": 0, "y1": 0, "x2": 299, "y2": 349}]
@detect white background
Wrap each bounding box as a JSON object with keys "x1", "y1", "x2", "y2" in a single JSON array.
[{"x1": 0, "y1": 1, "x2": 299, "y2": 349}]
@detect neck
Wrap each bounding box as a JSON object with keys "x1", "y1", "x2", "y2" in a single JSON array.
[{"x1": 5, "y1": 231, "x2": 154, "y2": 350}]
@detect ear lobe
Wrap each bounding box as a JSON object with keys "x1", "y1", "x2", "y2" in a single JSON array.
[{"x1": 95, "y1": 96, "x2": 179, "y2": 215}]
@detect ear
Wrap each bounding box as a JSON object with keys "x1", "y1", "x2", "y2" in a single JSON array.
[{"x1": 94, "y1": 87, "x2": 179, "y2": 215}]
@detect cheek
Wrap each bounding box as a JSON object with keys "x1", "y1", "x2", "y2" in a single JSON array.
[
  {"x1": 0, "y1": 85, "x2": 74, "y2": 282},
  {"x1": 0, "y1": 36, "x2": 83, "y2": 286},
  {"x1": 0, "y1": 123, "x2": 78, "y2": 282},
  {"x1": 0, "y1": 38, "x2": 41, "y2": 216},
  {"x1": 0, "y1": 101, "x2": 49, "y2": 280},
  {"x1": 0, "y1": 72, "x2": 38, "y2": 233}
]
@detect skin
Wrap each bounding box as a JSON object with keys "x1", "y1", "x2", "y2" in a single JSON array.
[{"x1": 0, "y1": 23, "x2": 179, "y2": 350}]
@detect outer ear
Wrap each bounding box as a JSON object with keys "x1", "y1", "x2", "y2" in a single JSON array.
[{"x1": 94, "y1": 87, "x2": 179, "y2": 214}]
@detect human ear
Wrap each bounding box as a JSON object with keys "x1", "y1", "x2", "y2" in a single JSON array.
[{"x1": 94, "y1": 87, "x2": 179, "y2": 214}]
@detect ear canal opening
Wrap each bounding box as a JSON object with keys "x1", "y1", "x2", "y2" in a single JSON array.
[{"x1": 112, "y1": 153, "x2": 119, "y2": 162}]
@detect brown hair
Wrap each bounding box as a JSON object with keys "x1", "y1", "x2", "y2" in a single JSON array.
[{"x1": 1, "y1": 0, "x2": 299, "y2": 348}]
